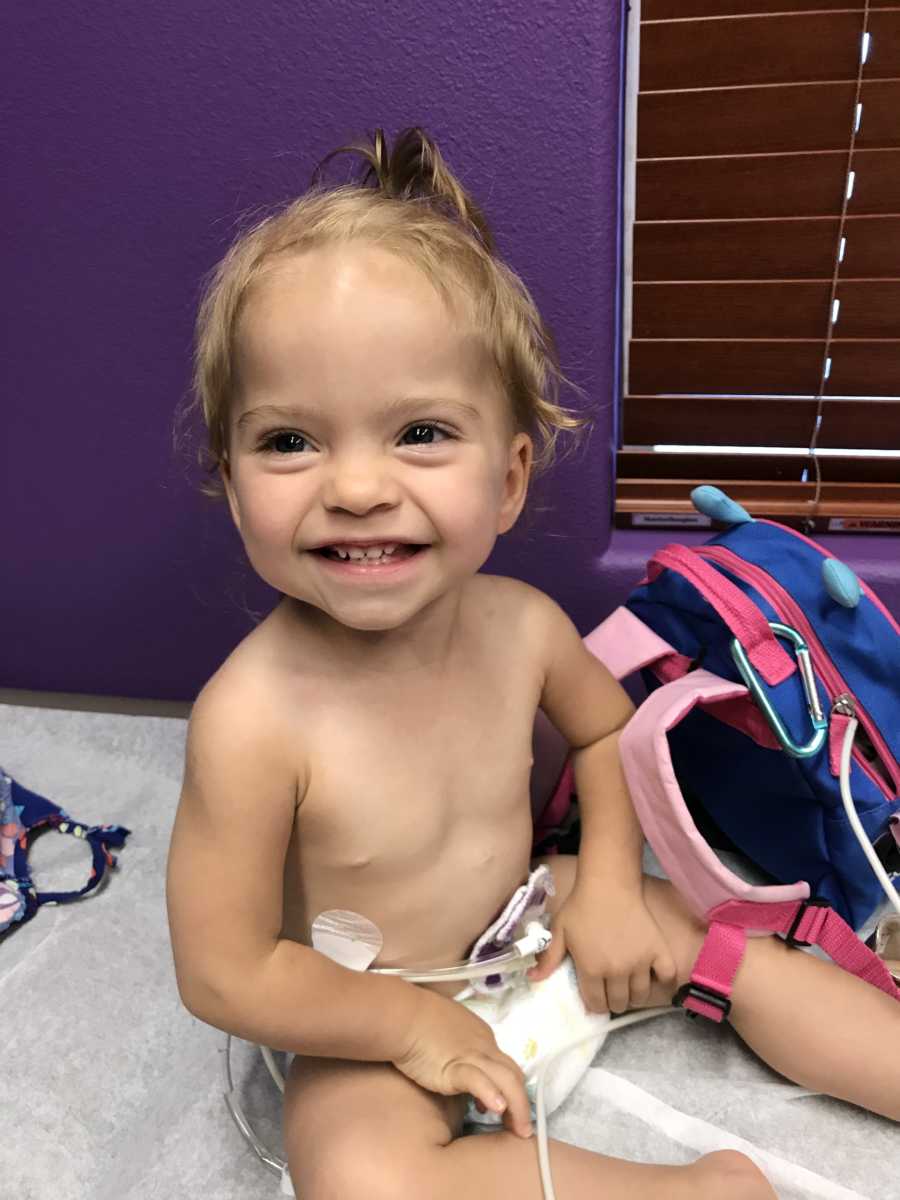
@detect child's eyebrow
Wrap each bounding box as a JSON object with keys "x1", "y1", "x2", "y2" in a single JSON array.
[{"x1": 236, "y1": 396, "x2": 482, "y2": 430}]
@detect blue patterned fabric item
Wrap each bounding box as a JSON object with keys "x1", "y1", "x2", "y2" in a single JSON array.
[{"x1": 0, "y1": 767, "x2": 130, "y2": 934}]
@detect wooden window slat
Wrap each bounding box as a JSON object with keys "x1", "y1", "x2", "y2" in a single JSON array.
[
  {"x1": 613, "y1": 482, "x2": 900, "y2": 530},
  {"x1": 629, "y1": 340, "x2": 900, "y2": 396},
  {"x1": 637, "y1": 149, "x2": 900, "y2": 222},
  {"x1": 827, "y1": 341, "x2": 900, "y2": 392},
  {"x1": 633, "y1": 216, "x2": 900, "y2": 281},
  {"x1": 639, "y1": 80, "x2": 900, "y2": 159},
  {"x1": 629, "y1": 340, "x2": 822, "y2": 397},
  {"x1": 641, "y1": 12, "x2": 900, "y2": 93},
  {"x1": 615, "y1": 452, "x2": 900, "y2": 524},
  {"x1": 617, "y1": 450, "x2": 899, "y2": 484},
  {"x1": 868, "y1": 8, "x2": 900, "y2": 74},
  {"x1": 633, "y1": 280, "x2": 900, "y2": 339},
  {"x1": 643, "y1": 2, "x2": 896, "y2": 19},
  {"x1": 623, "y1": 396, "x2": 900, "y2": 449}
]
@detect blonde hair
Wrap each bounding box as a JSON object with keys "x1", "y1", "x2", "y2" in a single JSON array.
[{"x1": 183, "y1": 127, "x2": 590, "y2": 498}]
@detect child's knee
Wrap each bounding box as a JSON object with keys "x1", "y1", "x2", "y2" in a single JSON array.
[
  {"x1": 288, "y1": 1126, "x2": 440, "y2": 1200},
  {"x1": 283, "y1": 1057, "x2": 464, "y2": 1200},
  {"x1": 697, "y1": 1150, "x2": 776, "y2": 1199}
]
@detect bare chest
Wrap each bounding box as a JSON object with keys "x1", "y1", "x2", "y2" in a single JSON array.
[
  {"x1": 280, "y1": 647, "x2": 543, "y2": 957},
  {"x1": 299, "y1": 667, "x2": 537, "y2": 869}
]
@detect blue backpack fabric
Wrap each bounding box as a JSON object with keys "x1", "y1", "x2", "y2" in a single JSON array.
[{"x1": 624, "y1": 496, "x2": 900, "y2": 932}]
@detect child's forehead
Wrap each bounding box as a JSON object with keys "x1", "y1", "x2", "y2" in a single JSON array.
[
  {"x1": 244, "y1": 242, "x2": 472, "y2": 333},
  {"x1": 235, "y1": 243, "x2": 492, "y2": 386}
]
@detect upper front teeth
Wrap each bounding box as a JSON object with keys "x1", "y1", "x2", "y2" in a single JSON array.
[{"x1": 330, "y1": 544, "x2": 398, "y2": 560}]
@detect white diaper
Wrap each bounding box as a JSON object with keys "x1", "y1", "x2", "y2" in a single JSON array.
[{"x1": 458, "y1": 955, "x2": 611, "y2": 1128}]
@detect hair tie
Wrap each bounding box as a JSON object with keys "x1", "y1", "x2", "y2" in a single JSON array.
[{"x1": 372, "y1": 127, "x2": 390, "y2": 191}]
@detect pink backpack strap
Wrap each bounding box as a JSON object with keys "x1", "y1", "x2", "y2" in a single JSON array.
[
  {"x1": 534, "y1": 607, "x2": 687, "y2": 847},
  {"x1": 678, "y1": 899, "x2": 900, "y2": 1023},
  {"x1": 618, "y1": 668, "x2": 810, "y2": 919},
  {"x1": 647, "y1": 545, "x2": 795, "y2": 685},
  {"x1": 583, "y1": 606, "x2": 685, "y2": 682}
]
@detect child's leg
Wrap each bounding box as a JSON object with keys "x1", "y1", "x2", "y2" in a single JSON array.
[
  {"x1": 715, "y1": 915, "x2": 900, "y2": 1121},
  {"x1": 539, "y1": 856, "x2": 900, "y2": 1123},
  {"x1": 283, "y1": 1053, "x2": 774, "y2": 1200},
  {"x1": 638, "y1": 876, "x2": 900, "y2": 1122}
]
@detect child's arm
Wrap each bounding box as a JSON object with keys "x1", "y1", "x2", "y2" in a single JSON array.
[
  {"x1": 523, "y1": 589, "x2": 677, "y2": 1011},
  {"x1": 165, "y1": 676, "x2": 534, "y2": 1137}
]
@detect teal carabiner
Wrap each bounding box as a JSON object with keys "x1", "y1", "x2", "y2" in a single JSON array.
[{"x1": 730, "y1": 622, "x2": 829, "y2": 759}]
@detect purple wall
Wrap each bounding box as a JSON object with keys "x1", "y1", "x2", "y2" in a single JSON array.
[
  {"x1": 4, "y1": 2, "x2": 896, "y2": 702},
  {"x1": 4, "y1": 0, "x2": 624, "y2": 701}
]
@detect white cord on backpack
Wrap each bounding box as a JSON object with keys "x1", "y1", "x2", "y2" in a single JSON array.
[{"x1": 839, "y1": 716, "x2": 900, "y2": 918}]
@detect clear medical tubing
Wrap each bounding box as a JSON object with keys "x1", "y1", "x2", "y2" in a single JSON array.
[{"x1": 369, "y1": 920, "x2": 550, "y2": 982}]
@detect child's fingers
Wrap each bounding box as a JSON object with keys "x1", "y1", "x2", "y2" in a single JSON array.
[
  {"x1": 450, "y1": 1059, "x2": 532, "y2": 1138},
  {"x1": 653, "y1": 947, "x2": 678, "y2": 987},
  {"x1": 629, "y1": 969, "x2": 652, "y2": 1009},
  {"x1": 490, "y1": 1054, "x2": 535, "y2": 1138},
  {"x1": 576, "y1": 966, "x2": 609, "y2": 1014},
  {"x1": 606, "y1": 974, "x2": 631, "y2": 1014},
  {"x1": 527, "y1": 927, "x2": 565, "y2": 982}
]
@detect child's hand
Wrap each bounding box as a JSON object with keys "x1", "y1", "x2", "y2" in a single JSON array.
[
  {"x1": 393, "y1": 987, "x2": 533, "y2": 1139},
  {"x1": 528, "y1": 882, "x2": 677, "y2": 1014}
]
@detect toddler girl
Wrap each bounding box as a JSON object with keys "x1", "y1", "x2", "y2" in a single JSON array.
[{"x1": 166, "y1": 127, "x2": 898, "y2": 1200}]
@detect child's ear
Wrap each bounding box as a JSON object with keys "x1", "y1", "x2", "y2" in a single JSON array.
[
  {"x1": 497, "y1": 432, "x2": 533, "y2": 534},
  {"x1": 221, "y1": 461, "x2": 242, "y2": 532}
]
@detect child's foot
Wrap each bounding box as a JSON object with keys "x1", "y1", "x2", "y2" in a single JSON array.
[{"x1": 692, "y1": 1150, "x2": 778, "y2": 1199}]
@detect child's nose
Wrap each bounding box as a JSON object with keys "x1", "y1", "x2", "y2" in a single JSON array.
[{"x1": 321, "y1": 452, "x2": 401, "y2": 514}]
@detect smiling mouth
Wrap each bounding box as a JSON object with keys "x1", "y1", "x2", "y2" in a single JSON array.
[{"x1": 314, "y1": 545, "x2": 427, "y2": 562}]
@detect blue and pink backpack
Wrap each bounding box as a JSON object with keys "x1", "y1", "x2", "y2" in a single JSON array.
[{"x1": 536, "y1": 486, "x2": 900, "y2": 1021}]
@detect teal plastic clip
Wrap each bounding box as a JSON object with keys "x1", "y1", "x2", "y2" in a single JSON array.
[{"x1": 730, "y1": 622, "x2": 829, "y2": 759}]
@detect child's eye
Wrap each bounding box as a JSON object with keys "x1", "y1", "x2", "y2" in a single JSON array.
[
  {"x1": 258, "y1": 431, "x2": 311, "y2": 455},
  {"x1": 400, "y1": 423, "x2": 454, "y2": 446},
  {"x1": 256, "y1": 423, "x2": 454, "y2": 455}
]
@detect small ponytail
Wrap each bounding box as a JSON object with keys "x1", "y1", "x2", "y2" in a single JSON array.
[{"x1": 311, "y1": 126, "x2": 495, "y2": 253}]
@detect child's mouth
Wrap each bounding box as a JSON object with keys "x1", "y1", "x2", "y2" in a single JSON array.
[
  {"x1": 316, "y1": 544, "x2": 423, "y2": 562},
  {"x1": 312, "y1": 545, "x2": 429, "y2": 575}
]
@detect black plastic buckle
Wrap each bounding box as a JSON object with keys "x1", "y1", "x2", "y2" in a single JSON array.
[
  {"x1": 874, "y1": 829, "x2": 900, "y2": 874},
  {"x1": 672, "y1": 982, "x2": 732, "y2": 1020},
  {"x1": 783, "y1": 897, "x2": 830, "y2": 949}
]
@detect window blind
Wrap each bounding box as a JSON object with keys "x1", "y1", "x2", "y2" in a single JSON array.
[{"x1": 616, "y1": 0, "x2": 900, "y2": 533}]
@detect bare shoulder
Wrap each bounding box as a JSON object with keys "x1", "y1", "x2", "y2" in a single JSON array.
[
  {"x1": 467, "y1": 572, "x2": 551, "y2": 626},
  {"x1": 469, "y1": 576, "x2": 629, "y2": 729},
  {"x1": 469, "y1": 572, "x2": 564, "y2": 653},
  {"x1": 462, "y1": 575, "x2": 568, "y2": 708},
  {"x1": 187, "y1": 622, "x2": 310, "y2": 803}
]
